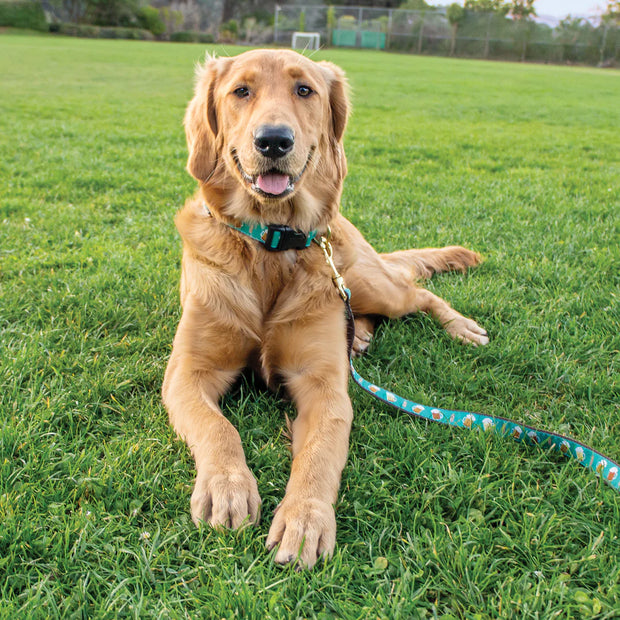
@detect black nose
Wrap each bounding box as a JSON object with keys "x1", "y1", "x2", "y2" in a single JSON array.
[{"x1": 254, "y1": 125, "x2": 294, "y2": 159}]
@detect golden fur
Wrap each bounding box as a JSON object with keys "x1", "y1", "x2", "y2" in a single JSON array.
[{"x1": 162, "y1": 49, "x2": 488, "y2": 568}]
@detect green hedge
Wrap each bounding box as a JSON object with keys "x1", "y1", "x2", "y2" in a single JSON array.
[
  {"x1": 53, "y1": 22, "x2": 154, "y2": 40},
  {"x1": 170, "y1": 30, "x2": 214, "y2": 43},
  {"x1": 0, "y1": 1, "x2": 47, "y2": 31}
]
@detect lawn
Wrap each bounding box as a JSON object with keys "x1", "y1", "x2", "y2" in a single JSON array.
[{"x1": 1, "y1": 34, "x2": 619, "y2": 618}]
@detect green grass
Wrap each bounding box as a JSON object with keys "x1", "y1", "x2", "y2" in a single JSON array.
[{"x1": 1, "y1": 34, "x2": 619, "y2": 619}]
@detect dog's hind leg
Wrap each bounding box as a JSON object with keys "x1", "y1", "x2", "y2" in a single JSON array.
[
  {"x1": 352, "y1": 315, "x2": 375, "y2": 356},
  {"x1": 380, "y1": 245, "x2": 482, "y2": 280},
  {"x1": 337, "y1": 218, "x2": 488, "y2": 346}
]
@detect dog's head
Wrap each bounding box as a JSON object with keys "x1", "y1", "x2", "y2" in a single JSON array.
[{"x1": 185, "y1": 49, "x2": 349, "y2": 231}]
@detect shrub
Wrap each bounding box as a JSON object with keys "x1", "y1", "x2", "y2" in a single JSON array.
[
  {"x1": 0, "y1": 1, "x2": 47, "y2": 31},
  {"x1": 55, "y1": 22, "x2": 154, "y2": 40},
  {"x1": 219, "y1": 18, "x2": 238, "y2": 41},
  {"x1": 243, "y1": 9, "x2": 272, "y2": 26},
  {"x1": 55, "y1": 22, "x2": 93, "y2": 37},
  {"x1": 170, "y1": 31, "x2": 215, "y2": 43},
  {"x1": 136, "y1": 5, "x2": 165, "y2": 37},
  {"x1": 337, "y1": 15, "x2": 357, "y2": 31},
  {"x1": 101, "y1": 26, "x2": 154, "y2": 40},
  {"x1": 85, "y1": 0, "x2": 139, "y2": 28},
  {"x1": 159, "y1": 6, "x2": 183, "y2": 33},
  {"x1": 76, "y1": 24, "x2": 99, "y2": 37}
]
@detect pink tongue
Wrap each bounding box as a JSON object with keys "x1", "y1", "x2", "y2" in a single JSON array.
[{"x1": 256, "y1": 173, "x2": 289, "y2": 195}]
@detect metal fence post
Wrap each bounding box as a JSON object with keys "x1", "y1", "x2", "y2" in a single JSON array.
[
  {"x1": 274, "y1": 5, "x2": 280, "y2": 46},
  {"x1": 417, "y1": 11, "x2": 425, "y2": 54},
  {"x1": 269, "y1": 4, "x2": 614, "y2": 65},
  {"x1": 600, "y1": 22, "x2": 609, "y2": 65},
  {"x1": 301, "y1": 4, "x2": 307, "y2": 32},
  {"x1": 484, "y1": 12, "x2": 491, "y2": 59},
  {"x1": 358, "y1": 6, "x2": 363, "y2": 48}
]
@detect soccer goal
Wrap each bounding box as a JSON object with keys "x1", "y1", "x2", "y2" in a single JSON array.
[{"x1": 291, "y1": 31, "x2": 320, "y2": 51}]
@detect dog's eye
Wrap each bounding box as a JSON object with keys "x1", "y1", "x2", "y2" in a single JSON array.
[
  {"x1": 233, "y1": 86, "x2": 250, "y2": 99},
  {"x1": 296, "y1": 85, "x2": 313, "y2": 98}
]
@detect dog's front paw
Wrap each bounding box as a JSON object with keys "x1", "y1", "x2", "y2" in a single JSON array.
[
  {"x1": 443, "y1": 312, "x2": 489, "y2": 346},
  {"x1": 191, "y1": 465, "x2": 261, "y2": 529},
  {"x1": 266, "y1": 498, "x2": 336, "y2": 569}
]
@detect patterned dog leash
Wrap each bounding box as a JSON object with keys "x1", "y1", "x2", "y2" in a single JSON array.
[{"x1": 315, "y1": 233, "x2": 620, "y2": 493}]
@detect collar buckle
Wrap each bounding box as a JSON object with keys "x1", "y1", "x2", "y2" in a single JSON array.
[{"x1": 263, "y1": 225, "x2": 311, "y2": 252}]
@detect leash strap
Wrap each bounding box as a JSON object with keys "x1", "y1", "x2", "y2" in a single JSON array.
[
  {"x1": 314, "y1": 234, "x2": 620, "y2": 493},
  {"x1": 349, "y1": 361, "x2": 620, "y2": 492}
]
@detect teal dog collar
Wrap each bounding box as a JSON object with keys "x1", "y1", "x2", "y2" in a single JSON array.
[{"x1": 203, "y1": 203, "x2": 317, "y2": 251}]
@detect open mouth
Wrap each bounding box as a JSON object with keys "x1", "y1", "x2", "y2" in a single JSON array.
[{"x1": 233, "y1": 149, "x2": 313, "y2": 199}]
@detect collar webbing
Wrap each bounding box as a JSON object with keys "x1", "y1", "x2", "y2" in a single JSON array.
[{"x1": 203, "y1": 203, "x2": 317, "y2": 252}]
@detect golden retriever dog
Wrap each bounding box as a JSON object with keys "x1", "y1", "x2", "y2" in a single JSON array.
[{"x1": 162, "y1": 49, "x2": 488, "y2": 568}]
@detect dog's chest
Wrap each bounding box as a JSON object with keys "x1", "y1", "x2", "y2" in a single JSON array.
[{"x1": 254, "y1": 250, "x2": 300, "y2": 312}]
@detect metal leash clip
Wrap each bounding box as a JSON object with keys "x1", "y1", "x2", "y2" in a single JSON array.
[{"x1": 316, "y1": 227, "x2": 350, "y2": 302}]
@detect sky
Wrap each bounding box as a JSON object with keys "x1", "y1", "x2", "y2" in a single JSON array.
[
  {"x1": 534, "y1": 0, "x2": 604, "y2": 17},
  {"x1": 446, "y1": 1, "x2": 606, "y2": 18}
]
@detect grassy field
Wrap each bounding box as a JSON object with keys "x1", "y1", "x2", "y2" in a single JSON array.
[{"x1": 1, "y1": 34, "x2": 619, "y2": 618}]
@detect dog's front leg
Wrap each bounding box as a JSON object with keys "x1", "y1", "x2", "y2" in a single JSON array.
[
  {"x1": 265, "y1": 306, "x2": 352, "y2": 568},
  {"x1": 162, "y1": 296, "x2": 261, "y2": 529}
]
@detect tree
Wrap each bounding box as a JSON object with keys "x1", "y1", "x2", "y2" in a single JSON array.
[
  {"x1": 557, "y1": 16, "x2": 586, "y2": 62},
  {"x1": 137, "y1": 5, "x2": 165, "y2": 36},
  {"x1": 341, "y1": 0, "x2": 401, "y2": 6},
  {"x1": 464, "y1": 0, "x2": 509, "y2": 14},
  {"x1": 399, "y1": 0, "x2": 432, "y2": 10},
  {"x1": 508, "y1": 0, "x2": 536, "y2": 61},
  {"x1": 327, "y1": 5, "x2": 335, "y2": 45},
  {"x1": 508, "y1": 0, "x2": 536, "y2": 21},
  {"x1": 603, "y1": 1, "x2": 620, "y2": 24},
  {"x1": 464, "y1": 1, "x2": 509, "y2": 58},
  {"x1": 47, "y1": 0, "x2": 88, "y2": 23},
  {"x1": 447, "y1": 3, "x2": 465, "y2": 56},
  {"x1": 600, "y1": 1, "x2": 619, "y2": 64},
  {"x1": 221, "y1": 0, "x2": 239, "y2": 24},
  {"x1": 86, "y1": 0, "x2": 139, "y2": 26}
]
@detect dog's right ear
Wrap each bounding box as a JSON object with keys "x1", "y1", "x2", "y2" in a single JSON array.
[{"x1": 184, "y1": 55, "x2": 233, "y2": 183}]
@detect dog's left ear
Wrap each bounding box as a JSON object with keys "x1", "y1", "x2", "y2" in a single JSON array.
[{"x1": 318, "y1": 61, "x2": 350, "y2": 143}]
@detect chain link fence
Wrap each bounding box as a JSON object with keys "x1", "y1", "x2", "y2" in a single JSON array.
[{"x1": 275, "y1": 5, "x2": 620, "y2": 65}]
